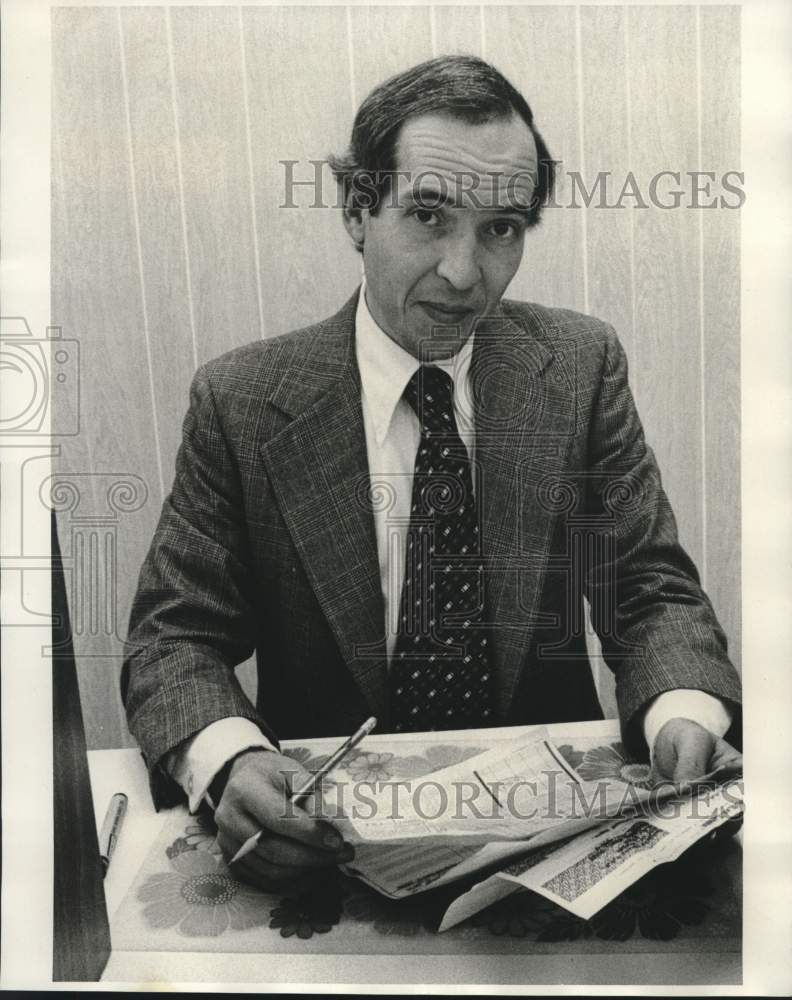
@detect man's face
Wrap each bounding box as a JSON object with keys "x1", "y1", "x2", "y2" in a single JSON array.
[{"x1": 351, "y1": 112, "x2": 538, "y2": 359}]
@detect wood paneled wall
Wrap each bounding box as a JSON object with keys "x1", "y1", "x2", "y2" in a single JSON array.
[{"x1": 51, "y1": 5, "x2": 741, "y2": 749}]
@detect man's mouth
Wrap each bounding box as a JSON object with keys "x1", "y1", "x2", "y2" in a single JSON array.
[{"x1": 419, "y1": 301, "x2": 477, "y2": 325}]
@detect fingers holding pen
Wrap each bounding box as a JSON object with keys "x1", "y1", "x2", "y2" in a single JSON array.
[{"x1": 212, "y1": 749, "x2": 354, "y2": 888}]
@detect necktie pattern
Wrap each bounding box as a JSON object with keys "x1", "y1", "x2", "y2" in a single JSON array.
[{"x1": 390, "y1": 365, "x2": 494, "y2": 732}]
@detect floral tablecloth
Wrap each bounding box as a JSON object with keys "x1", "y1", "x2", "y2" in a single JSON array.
[{"x1": 111, "y1": 734, "x2": 741, "y2": 955}]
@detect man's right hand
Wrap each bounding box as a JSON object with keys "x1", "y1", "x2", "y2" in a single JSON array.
[{"x1": 213, "y1": 749, "x2": 354, "y2": 891}]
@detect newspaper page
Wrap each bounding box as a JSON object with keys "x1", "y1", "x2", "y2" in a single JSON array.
[
  {"x1": 321, "y1": 727, "x2": 690, "y2": 901},
  {"x1": 329, "y1": 728, "x2": 658, "y2": 844},
  {"x1": 439, "y1": 779, "x2": 745, "y2": 930}
]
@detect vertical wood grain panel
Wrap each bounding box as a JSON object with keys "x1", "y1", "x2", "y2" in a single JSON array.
[
  {"x1": 52, "y1": 8, "x2": 160, "y2": 749},
  {"x1": 51, "y1": 9, "x2": 95, "y2": 502},
  {"x1": 578, "y1": 6, "x2": 633, "y2": 717},
  {"x1": 483, "y1": 5, "x2": 585, "y2": 311},
  {"x1": 168, "y1": 6, "x2": 263, "y2": 358},
  {"x1": 699, "y1": 5, "x2": 741, "y2": 669},
  {"x1": 348, "y1": 5, "x2": 434, "y2": 106},
  {"x1": 627, "y1": 5, "x2": 703, "y2": 570},
  {"x1": 120, "y1": 6, "x2": 197, "y2": 483},
  {"x1": 431, "y1": 5, "x2": 483, "y2": 57},
  {"x1": 578, "y1": 6, "x2": 635, "y2": 362},
  {"x1": 243, "y1": 5, "x2": 359, "y2": 336}
]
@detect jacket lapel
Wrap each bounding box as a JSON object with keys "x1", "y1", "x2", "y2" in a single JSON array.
[
  {"x1": 472, "y1": 306, "x2": 575, "y2": 720},
  {"x1": 260, "y1": 293, "x2": 577, "y2": 727},
  {"x1": 260, "y1": 292, "x2": 390, "y2": 721}
]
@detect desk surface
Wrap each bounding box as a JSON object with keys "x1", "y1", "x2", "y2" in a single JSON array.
[{"x1": 88, "y1": 722, "x2": 741, "y2": 987}]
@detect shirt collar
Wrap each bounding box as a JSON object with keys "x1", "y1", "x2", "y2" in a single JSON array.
[{"x1": 355, "y1": 281, "x2": 475, "y2": 446}]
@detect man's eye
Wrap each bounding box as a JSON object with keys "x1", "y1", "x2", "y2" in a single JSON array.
[
  {"x1": 488, "y1": 219, "x2": 521, "y2": 240},
  {"x1": 413, "y1": 208, "x2": 441, "y2": 226}
]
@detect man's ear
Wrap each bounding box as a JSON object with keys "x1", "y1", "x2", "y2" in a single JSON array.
[{"x1": 342, "y1": 200, "x2": 367, "y2": 251}]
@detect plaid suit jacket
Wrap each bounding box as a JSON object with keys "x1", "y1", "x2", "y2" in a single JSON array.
[{"x1": 122, "y1": 289, "x2": 742, "y2": 806}]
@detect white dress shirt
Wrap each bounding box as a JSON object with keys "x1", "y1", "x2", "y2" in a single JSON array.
[
  {"x1": 355, "y1": 286, "x2": 476, "y2": 655},
  {"x1": 167, "y1": 287, "x2": 732, "y2": 811}
]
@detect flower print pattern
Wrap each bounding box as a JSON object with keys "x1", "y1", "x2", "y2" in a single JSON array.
[
  {"x1": 574, "y1": 743, "x2": 652, "y2": 788},
  {"x1": 286, "y1": 742, "x2": 488, "y2": 785},
  {"x1": 344, "y1": 751, "x2": 397, "y2": 782},
  {"x1": 280, "y1": 746, "x2": 331, "y2": 773},
  {"x1": 166, "y1": 813, "x2": 223, "y2": 861},
  {"x1": 343, "y1": 883, "x2": 445, "y2": 936},
  {"x1": 396, "y1": 743, "x2": 488, "y2": 778},
  {"x1": 555, "y1": 744, "x2": 585, "y2": 770},
  {"x1": 139, "y1": 850, "x2": 269, "y2": 937},
  {"x1": 268, "y1": 871, "x2": 344, "y2": 939},
  {"x1": 471, "y1": 891, "x2": 558, "y2": 938}
]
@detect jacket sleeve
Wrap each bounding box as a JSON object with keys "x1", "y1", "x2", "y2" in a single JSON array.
[
  {"x1": 121, "y1": 365, "x2": 278, "y2": 808},
  {"x1": 583, "y1": 328, "x2": 742, "y2": 752}
]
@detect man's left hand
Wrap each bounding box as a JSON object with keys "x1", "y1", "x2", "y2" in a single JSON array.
[{"x1": 651, "y1": 717, "x2": 742, "y2": 785}]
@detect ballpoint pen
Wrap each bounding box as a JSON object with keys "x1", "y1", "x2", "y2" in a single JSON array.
[
  {"x1": 98, "y1": 791, "x2": 128, "y2": 876},
  {"x1": 229, "y1": 716, "x2": 377, "y2": 865}
]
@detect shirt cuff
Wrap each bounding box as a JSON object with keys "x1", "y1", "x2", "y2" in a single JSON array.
[
  {"x1": 643, "y1": 689, "x2": 733, "y2": 758},
  {"x1": 165, "y1": 717, "x2": 276, "y2": 813}
]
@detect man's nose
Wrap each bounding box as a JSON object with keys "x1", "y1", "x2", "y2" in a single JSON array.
[{"x1": 436, "y1": 235, "x2": 482, "y2": 292}]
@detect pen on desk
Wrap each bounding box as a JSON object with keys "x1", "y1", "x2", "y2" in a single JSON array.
[
  {"x1": 229, "y1": 715, "x2": 377, "y2": 865},
  {"x1": 98, "y1": 792, "x2": 127, "y2": 877}
]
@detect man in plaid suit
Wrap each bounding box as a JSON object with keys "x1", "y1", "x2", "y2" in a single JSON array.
[{"x1": 123, "y1": 56, "x2": 741, "y2": 889}]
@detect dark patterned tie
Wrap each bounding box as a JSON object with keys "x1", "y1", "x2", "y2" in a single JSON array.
[{"x1": 390, "y1": 365, "x2": 494, "y2": 732}]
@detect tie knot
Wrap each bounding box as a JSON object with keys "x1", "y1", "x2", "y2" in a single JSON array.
[{"x1": 403, "y1": 366, "x2": 455, "y2": 431}]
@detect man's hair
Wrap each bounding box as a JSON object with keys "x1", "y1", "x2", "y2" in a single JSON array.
[{"x1": 328, "y1": 54, "x2": 556, "y2": 244}]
